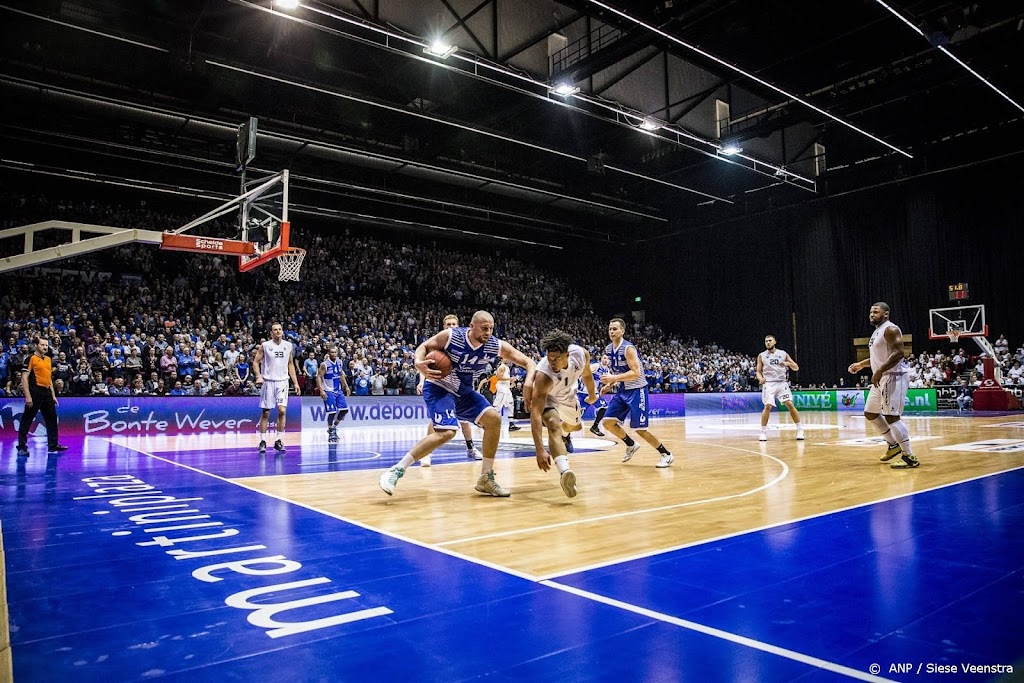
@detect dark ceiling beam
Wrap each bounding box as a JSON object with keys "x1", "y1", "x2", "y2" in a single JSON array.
[
  {"x1": 668, "y1": 81, "x2": 723, "y2": 124},
  {"x1": 439, "y1": 0, "x2": 494, "y2": 58},
  {"x1": 592, "y1": 48, "x2": 659, "y2": 97},
  {"x1": 497, "y1": 12, "x2": 582, "y2": 63}
]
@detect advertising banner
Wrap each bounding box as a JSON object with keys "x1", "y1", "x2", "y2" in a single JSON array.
[
  {"x1": 0, "y1": 396, "x2": 300, "y2": 438},
  {"x1": 684, "y1": 392, "x2": 762, "y2": 415},
  {"x1": 791, "y1": 390, "x2": 836, "y2": 411},
  {"x1": 836, "y1": 389, "x2": 866, "y2": 412},
  {"x1": 302, "y1": 395, "x2": 431, "y2": 430},
  {"x1": 647, "y1": 393, "x2": 686, "y2": 419}
]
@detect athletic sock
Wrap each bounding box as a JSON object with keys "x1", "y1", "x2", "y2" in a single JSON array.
[
  {"x1": 398, "y1": 454, "x2": 416, "y2": 469},
  {"x1": 622, "y1": 435, "x2": 635, "y2": 447},
  {"x1": 869, "y1": 416, "x2": 898, "y2": 445},
  {"x1": 481, "y1": 457, "x2": 495, "y2": 474},
  {"x1": 554, "y1": 455, "x2": 569, "y2": 474},
  {"x1": 466, "y1": 440, "x2": 474, "y2": 450},
  {"x1": 889, "y1": 420, "x2": 913, "y2": 454},
  {"x1": 592, "y1": 407, "x2": 607, "y2": 427},
  {"x1": 656, "y1": 444, "x2": 670, "y2": 455}
]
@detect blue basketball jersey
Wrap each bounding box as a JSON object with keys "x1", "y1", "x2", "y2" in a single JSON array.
[
  {"x1": 576, "y1": 361, "x2": 605, "y2": 394},
  {"x1": 605, "y1": 340, "x2": 648, "y2": 390},
  {"x1": 321, "y1": 358, "x2": 344, "y2": 392},
  {"x1": 434, "y1": 326, "x2": 501, "y2": 394}
]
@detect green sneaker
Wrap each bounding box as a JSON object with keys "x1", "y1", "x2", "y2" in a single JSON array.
[
  {"x1": 379, "y1": 466, "x2": 405, "y2": 496},
  {"x1": 475, "y1": 470, "x2": 511, "y2": 497},
  {"x1": 880, "y1": 443, "x2": 903, "y2": 462},
  {"x1": 891, "y1": 453, "x2": 920, "y2": 469}
]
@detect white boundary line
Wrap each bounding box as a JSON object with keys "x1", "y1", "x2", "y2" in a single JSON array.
[
  {"x1": 541, "y1": 581, "x2": 897, "y2": 682},
  {"x1": 104, "y1": 439, "x2": 540, "y2": 582},
  {"x1": 437, "y1": 443, "x2": 789, "y2": 546},
  {"x1": 542, "y1": 463, "x2": 1024, "y2": 579}
]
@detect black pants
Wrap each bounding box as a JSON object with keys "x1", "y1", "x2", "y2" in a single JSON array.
[{"x1": 18, "y1": 389, "x2": 60, "y2": 449}]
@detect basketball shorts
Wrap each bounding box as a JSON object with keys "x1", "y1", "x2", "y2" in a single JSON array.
[
  {"x1": 605, "y1": 386, "x2": 650, "y2": 430},
  {"x1": 865, "y1": 373, "x2": 910, "y2": 416},
  {"x1": 260, "y1": 379, "x2": 290, "y2": 410},
  {"x1": 323, "y1": 390, "x2": 348, "y2": 414},
  {"x1": 423, "y1": 382, "x2": 493, "y2": 430},
  {"x1": 545, "y1": 396, "x2": 582, "y2": 430},
  {"x1": 762, "y1": 381, "x2": 793, "y2": 407},
  {"x1": 492, "y1": 388, "x2": 514, "y2": 411}
]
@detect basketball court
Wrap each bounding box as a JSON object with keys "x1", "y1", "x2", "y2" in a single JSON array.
[{"x1": 4, "y1": 410, "x2": 1022, "y2": 680}]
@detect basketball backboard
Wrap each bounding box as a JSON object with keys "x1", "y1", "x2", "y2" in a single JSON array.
[{"x1": 928, "y1": 304, "x2": 987, "y2": 341}]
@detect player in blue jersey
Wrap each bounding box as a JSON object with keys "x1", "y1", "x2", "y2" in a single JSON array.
[
  {"x1": 416, "y1": 313, "x2": 484, "y2": 466},
  {"x1": 317, "y1": 345, "x2": 352, "y2": 443},
  {"x1": 379, "y1": 310, "x2": 536, "y2": 497},
  {"x1": 600, "y1": 318, "x2": 674, "y2": 468}
]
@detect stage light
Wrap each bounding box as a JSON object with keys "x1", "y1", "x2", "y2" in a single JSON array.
[
  {"x1": 423, "y1": 40, "x2": 457, "y2": 59},
  {"x1": 640, "y1": 118, "x2": 661, "y2": 131},
  {"x1": 275, "y1": 0, "x2": 299, "y2": 10},
  {"x1": 720, "y1": 144, "x2": 742, "y2": 156},
  {"x1": 550, "y1": 82, "x2": 580, "y2": 97}
]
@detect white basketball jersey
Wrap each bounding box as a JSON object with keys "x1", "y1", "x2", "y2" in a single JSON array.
[
  {"x1": 760, "y1": 349, "x2": 790, "y2": 383},
  {"x1": 537, "y1": 344, "x2": 587, "y2": 405},
  {"x1": 869, "y1": 320, "x2": 909, "y2": 375},
  {"x1": 495, "y1": 365, "x2": 511, "y2": 390},
  {"x1": 260, "y1": 340, "x2": 294, "y2": 381}
]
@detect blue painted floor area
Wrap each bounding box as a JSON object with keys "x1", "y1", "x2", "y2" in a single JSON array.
[
  {"x1": 555, "y1": 469, "x2": 1024, "y2": 681},
  {"x1": 2, "y1": 437, "x2": 829, "y2": 682}
]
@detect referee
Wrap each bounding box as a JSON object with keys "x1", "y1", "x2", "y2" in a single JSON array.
[{"x1": 16, "y1": 337, "x2": 67, "y2": 456}]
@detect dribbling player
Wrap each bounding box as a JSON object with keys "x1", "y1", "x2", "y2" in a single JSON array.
[
  {"x1": 380, "y1": 311, "x2": 536, "y2": 497},
  {"x1": 848, "y1": 302, "x2": 919, "y2": 469},
  {"x1": 528, "y1": 330, "x2": 597, "y2": 498},
  {"x1": 416, "y1": 314, "x2": 484, "y2": 466},
  {"x1": 253, "y1": 323, "x2": 299, "y2": 454},
  {"x1": 756, "y1": 335, "x2": 804, "y2": 441},
  {"x1": 600, "y1": 318, "x2": 674, "y2": 468}
]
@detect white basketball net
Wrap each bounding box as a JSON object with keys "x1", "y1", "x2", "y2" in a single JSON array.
[{"x1": 277, "y1": 247, "x2": 306, "y2": 282}]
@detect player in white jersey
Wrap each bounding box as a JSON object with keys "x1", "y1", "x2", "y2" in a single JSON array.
[
  {"x1": 489, "y1": 360, "x2": 521, "y2": 431},
  {"x1": 848, "y1": 302, "x2": 919, "y2": 469},
  {"x1": 252, "y1": 322, "x2": 299, "y2": 454},
  {"x1": 528, "y1": 330, "x2": 597, "y2": 498},
  {"x1": 756, "y1": 335, "x2": 804, "y2": 441},
  {"x1": 416, "y1": 314, "x2": 484, "y2": 466},
  {"x1": 379, "y1": 310, "x2": 536, "y2": 497}
]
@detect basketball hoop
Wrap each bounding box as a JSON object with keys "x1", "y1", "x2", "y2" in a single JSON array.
[
  {"x1": 276, "y1": 247, "x2": 306, "y2": 282},
  {"x1": 947, "y1": 329, "x2": 962, "y2": 344}
]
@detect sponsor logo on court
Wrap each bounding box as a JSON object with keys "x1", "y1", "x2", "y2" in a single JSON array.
[{"x1": 935, "y1": 439, "x2": 1024, "y2": 453}]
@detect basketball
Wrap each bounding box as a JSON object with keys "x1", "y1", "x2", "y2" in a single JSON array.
[{"x1": 425, "y1": 350, "x2": 453, "y2": 378}]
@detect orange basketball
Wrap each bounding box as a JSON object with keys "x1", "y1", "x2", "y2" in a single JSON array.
[{"x1": 425, "y1": 350, "x2": 453, "y2": 378}]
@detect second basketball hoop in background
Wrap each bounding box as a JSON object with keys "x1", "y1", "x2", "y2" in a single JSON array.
[{"x1": 277, "y1": 247, "x2": 306, "y2": 282}]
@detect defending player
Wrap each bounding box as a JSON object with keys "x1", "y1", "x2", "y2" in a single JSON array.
[
  {"x1": 417, "y1": 313, "x2": 484, "y2": 466},
  {"x1": 756, "y1": 335, "x2": 804, "y2": 441},
  {"x1": 600, "y1": 318, "x2": 674, "y2": 467},
  {"x1": 848, "y1": 302, "x2": 919, "y2": 468},
  {"x1": 317, "y1": 345, "x2": 351, "y2": 443},
  {"x1": 529, "y1": 330, "x2": 597, "y2": 498},
  {"x1": 253, "y1": 322, "x2": 299, "y2": 454},
  {"x1": 380, "y1": 311, "x2": 536, "y2": 497}
]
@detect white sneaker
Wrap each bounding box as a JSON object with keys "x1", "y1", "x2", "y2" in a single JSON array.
[
  {"x1": 758, "y1": 431, "x2": 768, "y2": 442},
  {"x1": 559, "y1": 469, "x2": 578, "y2": 498},
  {"x1": 796, "y1": 428, "x2": 805, "y2": 441},
  {"x1": 420, "y1": 455, "x2": 431, "y2": 467},
  {"x1": 622, "y1": 443, "x2": 641, "y2": 462},
  {"x1": 468, "y1": 447, "x2": 483, "y2": 460},
  {"x1": 379, "y1": 466, "x2": 405, "y2": 496},
  {"x1": 656, "y1": 452, "x2": 674, "y2": 468},
  {"x1": 475, "y1": 470, "x2": 511, "y2": 497}
]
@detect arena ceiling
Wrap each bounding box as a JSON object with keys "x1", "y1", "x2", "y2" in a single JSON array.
[{"x1": 1, "y1": 0, "x2": 1022, "y2": 248}]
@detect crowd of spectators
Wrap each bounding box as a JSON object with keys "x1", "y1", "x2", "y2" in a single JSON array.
[{"x1": 1, "y1": 194, "x2": 1018, "y2": 403}]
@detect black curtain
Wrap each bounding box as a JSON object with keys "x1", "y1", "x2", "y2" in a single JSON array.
[{"x1": 630, "y1": 155, "x2": 1024, "y2": 384}]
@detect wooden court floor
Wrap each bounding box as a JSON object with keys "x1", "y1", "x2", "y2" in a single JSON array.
[{"x1": 240, "y1": 412, "x2": 1024, "y2": 578}]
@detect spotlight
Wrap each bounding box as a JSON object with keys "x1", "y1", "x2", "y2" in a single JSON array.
[
  {"x1": 275, "y1": 0, "x2": 299, "y2": 9},
  {"x1": 720, "y1": 144, "x2": 742, "y2": 156},
  {"x1": 423, "y1": 40, "x2": 457, "y2": 59},
  {"x1": 639, "y1": 117, "x2": 661, "y2": 131},
  {"x1": 550, "y1": 82, "x2": 580, "y2": 97}
]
